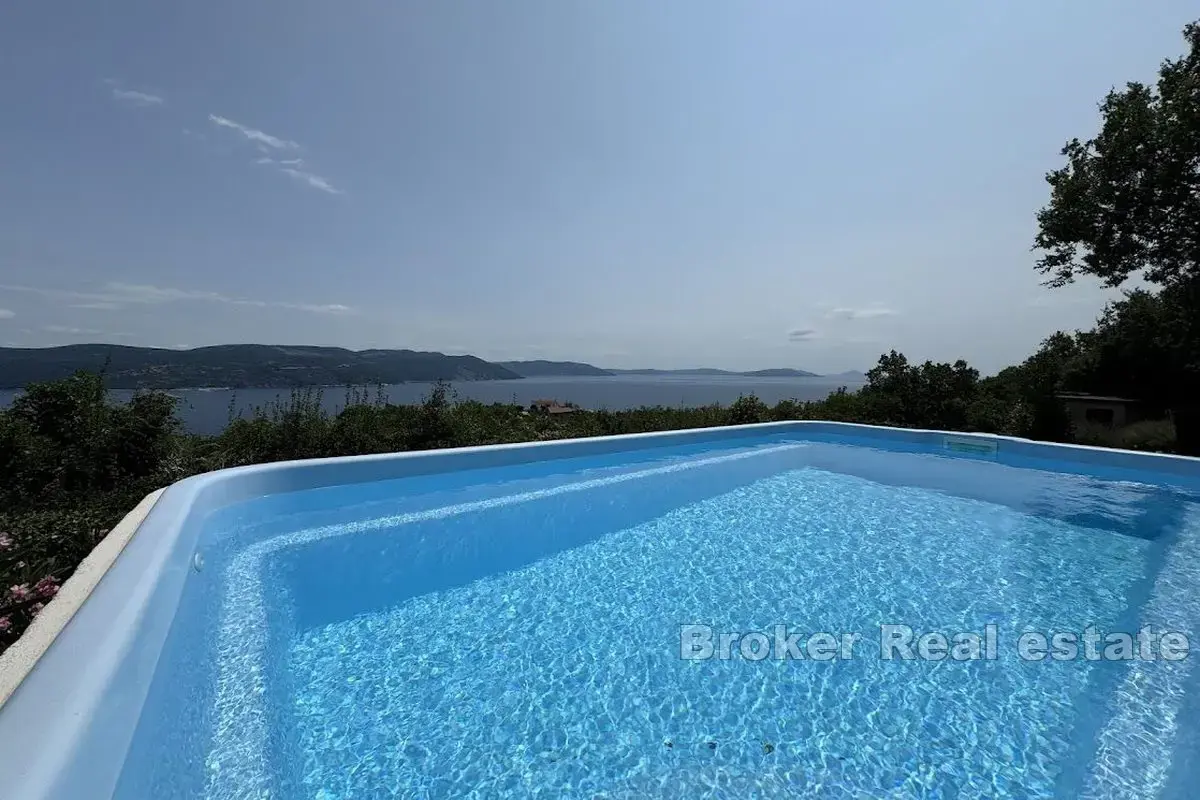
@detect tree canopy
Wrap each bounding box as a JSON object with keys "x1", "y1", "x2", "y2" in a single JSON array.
[
  {"x1": 1034, "y1": 20, "x2": 1200, "y2": 453},
  {"x1": 1035, "y1": 22, "x2": 1200, "y2": 290}
]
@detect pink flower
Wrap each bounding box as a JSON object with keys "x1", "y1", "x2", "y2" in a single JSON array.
[
  {"x1": 34, "y1": 577, "x2": 59, "y2": 599},
  {"x1": 0, "y1": 617, "x2": 10, "y2": 633},
  {"x1": 7, "y1": 585, "x2": 30, "y2": 603},
  {"x1": 0, "y1": 533, "x2": 12, "y2": 550}
]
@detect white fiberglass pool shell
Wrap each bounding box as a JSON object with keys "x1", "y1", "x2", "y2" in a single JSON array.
[{"x1": 0, "y1": 422, "x2": 1199, "y2": 799}]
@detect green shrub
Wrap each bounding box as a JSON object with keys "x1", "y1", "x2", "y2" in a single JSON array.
[
  {"x1": 1072, "y1": 420, "x2": 1177, "y2": 453},
  {"x1": 0, "y1": 372, "x2": 181, "y2": 511}
]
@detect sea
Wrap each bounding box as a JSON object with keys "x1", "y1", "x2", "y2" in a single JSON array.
[{"x1": 0, "y1": 374, "x2": 864, "y2": 436}]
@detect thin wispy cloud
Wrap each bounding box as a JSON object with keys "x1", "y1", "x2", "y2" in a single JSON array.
[
  {"x1": 279, "y1": 167, "x2": 342, "y2": 195},
  {"x1": 787, "y1": 328, "x2": 818, "y2": 342},
  {"x1": 284, "y1": 301, "x2": 354, "y2": 314},
  {"x1": 71, "y1": 301, "x2": 123, "y2": 310},
  {"x1": 825, "y1": 305, "x2": 898, "y2": 321},
  {"x1": 211, "y1": 116, "x2": 342, "y2": 194},
  {"x1": 208, "y1": 114, "x2": 299, "y2": 150},
  {"x1": 0, "y1": 309, "x2": 15, "y2": 320},
  {"x1": 113, "y1": 89, "x2": 164, "y2": 107},
  {"x1": 42, "y1": 325, "x2": 101, "y2": 335},
  {"x1": 104, "y1": 79, "x2": 164, "y2": 107},
  {"x1": 0, "y1": 282, "x2": 356, "y2": 316}
]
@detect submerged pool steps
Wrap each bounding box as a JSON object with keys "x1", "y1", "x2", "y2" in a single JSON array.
[
  {"x1": 204, "y1": 442, "x2": 809, "y2": 799},
  {"x1": 1080, "y1": 503, "x2": 1200, "y2": 799}
]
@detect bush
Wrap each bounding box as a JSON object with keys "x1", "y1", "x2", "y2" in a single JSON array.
[
  {"x1": 0, "y1": 503, "x2": 124, "y2": 650},
  {"x1": 728, "y1": 395, "x2": 768, "y2": 425},
  {"x1": 1072, "y1": 420, "x2": 1177, "y2": 453},
  {"x1": 0, "y1": 372, "x2": 181, "y2": 512}
]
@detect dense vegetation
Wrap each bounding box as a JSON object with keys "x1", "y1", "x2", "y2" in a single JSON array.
[
  {"x1": 2, "y1": 20, "x2": 1200, "y2": 652},
  {"x1": 0, "y1": 344, "x2": 520, "y2": 389},
  {"x1": 1032, "y1": 21, "x2": 1200, "y2": 452}
]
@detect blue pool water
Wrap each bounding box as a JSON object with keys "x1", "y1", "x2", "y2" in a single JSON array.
[{"x1": 112, "y1": 433, "x2": 1200, "y2": 799}]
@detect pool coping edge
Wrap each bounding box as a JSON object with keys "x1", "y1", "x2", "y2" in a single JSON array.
[{"x1": 0, "y1": 489, "x2": 164, "y2": 710}]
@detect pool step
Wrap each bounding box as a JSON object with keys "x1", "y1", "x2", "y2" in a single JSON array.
[
  {"x1": 1079, "y1": 502, "x2": 1200, "y2": 799},
  {"x1": 202, "y1": 442, "x2": 811, "y2": 799}
]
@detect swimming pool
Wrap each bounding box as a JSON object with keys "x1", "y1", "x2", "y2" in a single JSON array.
[{"x1": 1, "y1": 422, "x2": 1199, "y2": 798}]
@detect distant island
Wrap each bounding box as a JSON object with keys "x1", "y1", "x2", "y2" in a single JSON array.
[
  {"x1": 496, "y1": 362, "x2": 834, "y2": 379},
  {"x1": 496, "y1": 360, "x2": 614, "y2": 377},
  {"x1": 0, "y1": 345, "x2": 860, "y2": 390},
  {"x1": 0, "y1": 344, "x2": 519, "y2": 389},
  {"x1": 607, "y1": 367, "x2": 821, "y2": 378}
]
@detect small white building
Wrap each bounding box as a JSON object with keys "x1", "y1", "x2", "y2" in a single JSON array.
[{"x1": 1056, "y1": 393, "x2": 1142, "y2": 429}]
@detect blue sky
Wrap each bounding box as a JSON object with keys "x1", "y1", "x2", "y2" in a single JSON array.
[{"x1": 0, "y1": 2, "x2": 1193, "y2": 373}]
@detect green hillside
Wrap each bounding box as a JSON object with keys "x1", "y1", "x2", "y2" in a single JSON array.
[{"x1": 0, "y1": 344, "x2": 520, "y2": 389}]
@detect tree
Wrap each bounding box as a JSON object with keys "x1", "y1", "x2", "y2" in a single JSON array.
[
  {"x1": 1018, "y1": 332, "x2": 1081, "y2": 441},
  {"x1": 1064, "y1": 287, "x2": 1190, "y2": 417},
  {"x1": 1033, "y1": 20, "x2": 1200, "y2": 453},
  {"x1": 858, "y1": 351, "x2": 981, "y2": 431},
  {"x1": 1, "y1": 371, "x2": 181, "y2": 508}
]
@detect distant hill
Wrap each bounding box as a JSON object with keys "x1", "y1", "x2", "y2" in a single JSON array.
[
  {"x1": 608, "y1": 367, "x2": 821, "y2": 378},
  {"x1": 610, "y1": 368, "x2": 736, "y2": 376},
  {"x1": 826, "y1": 370, "x2": 867, "y2": 380},
  {"x1": 0, "y1": 344, "x2": 520, "y2": 389},
  {"x1": 496, "y1": 360, "x2": 613, "y2": 377},
  {"x1": 741, "y1": 368, "x2": 821, "y2": 378}
]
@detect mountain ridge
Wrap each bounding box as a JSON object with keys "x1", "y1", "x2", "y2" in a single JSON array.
[
  {"x1": 0, "y1": 344, "x2": 519, "y2": 389},
  {"x1": 496, "y1": 360, "x2": 614, "y2": 377},
  {"x1": 606, "y1": 367, "x2": 822, "y2": 378},
  {"x1": 0, "y1": 345, "x2": 861, "y2": 389}
]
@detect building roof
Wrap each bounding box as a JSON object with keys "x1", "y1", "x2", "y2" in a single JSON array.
[{"x1": 1055, "y1": 393, "x2": 1139, "y2": 404}]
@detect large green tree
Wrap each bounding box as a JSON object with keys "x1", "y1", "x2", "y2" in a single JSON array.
[
  {"x1": 1034, "y1": 20, "x2": 1200, "y2": 453},
  {"x1": 858, "y1": 351, "x2": 981, "y2": 431}
]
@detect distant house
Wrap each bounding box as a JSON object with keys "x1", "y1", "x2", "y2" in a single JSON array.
[
  {"x1": 1057, "y1": 393, "x2": 1144, "y2": 429},
  {"x1": 529, "y1": 398, "x2": 577, "y2": 415}
]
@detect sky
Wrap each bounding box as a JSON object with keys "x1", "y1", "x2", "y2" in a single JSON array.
[{"x1": 0, "y1": 2, "x2": 1194, "y2": 374}]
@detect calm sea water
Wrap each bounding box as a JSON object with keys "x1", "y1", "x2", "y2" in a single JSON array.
[{"x1": 0, "y1": 375, "x2": 863, "y2": 435}]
